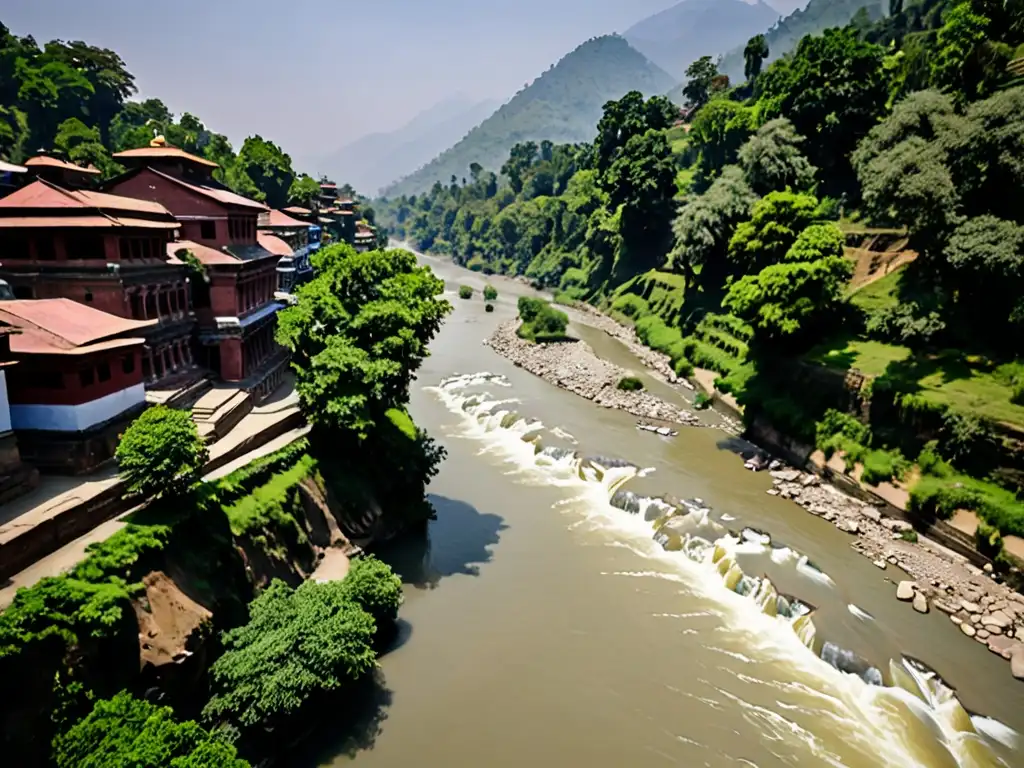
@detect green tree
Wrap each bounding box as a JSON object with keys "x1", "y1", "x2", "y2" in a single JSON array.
[
  {"x1": 724, "y1": 256, "x2": 852, "y2": 342},
  {"x1": 53, "y1": 118, "x2": 120, "y2": 177},
  {"x1": 784, "y1": 222, "x2": 845, "y2": 262},
  {"x1": 594, "y1": 91, "x2": 676, "y2": 178},
  {"x1": 743, "y1": 34, "x2": 770, "y2": 83},
  {"x1": 669, "y1": 165, "x2": 757, "y2": 285},
  {"x1": 728, "y1": 191, "x2": 819, "y2": 273},
  {"x1": 115, "y1": 405, "x2": 208, "y2": 499},
  {"x1": 108, "y1": 98, "x2": 172, "y2": 151},
  {"x1": 275, "y1": 245, "x2": 451, "y2": 435},
  {"x1": 54, "y1": 692, "x2": 249, "y2": 768},
  {"x1": 339, "y1": 556, "x2": 403, "y2": 628},
  {"x1": 930, "y1": 2, "x2": 1004, "y2": 103},
  {"x1": 689, "y1": 100, "x2": 756, "y2": 182},
  {"x1": 287, "y1": 174, "x2": 320, "y2": 209},
  {"x1": 203, "y1": 579, "x2": 377, "y2": 735},
  {"x1": 501, "y1": 141, "x2": 538, "y2": 194},
  {"x1": 682, "y1": 56, "x2": 719, "y2": 110},
  {"x1": 737, "y1": 118, "x2": 817, "y2": 196},
  {"x1": 757, "y1": 27, "x2": 886, "y2": 192},
  {"x1": 236, "y1": 135, "x2": 296, "y2": 207}
]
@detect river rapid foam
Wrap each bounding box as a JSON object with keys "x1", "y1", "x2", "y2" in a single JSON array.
[{"x1": 428, "y1": 371, "x2": 1019, "y2": 768}]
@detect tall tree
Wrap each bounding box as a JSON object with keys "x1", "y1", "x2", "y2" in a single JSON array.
[
  {"x1": 682, "y1": 56, "x2": 719, "y2": 110},
  {"x1": 236, "y1": 135, "x2": 296, "y2": 207},
  {"x1": 737, "y1": 118, "x2": 817, "y2": 196},
  {"x1": 743, "y1": 34, "x2": 770, "y2": 84}
]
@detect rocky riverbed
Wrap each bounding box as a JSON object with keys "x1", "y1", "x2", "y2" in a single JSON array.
[
  {"x1": 486, "y1": 321, "x2": 700, "y2": 426},
  {"x1": 768, "y1": 467, "x2": 1024, "y2": 678},
  {"x1": 562, "y1": 303, "x2": 681, "y2": 383}
]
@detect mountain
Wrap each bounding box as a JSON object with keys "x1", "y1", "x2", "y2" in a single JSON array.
[
  {"x1": 380, "y1": 35, "x2": 677, "y2": 199},
  {"x1": 623, "y1": 0, "x2": 782, "y2": 81},
  {"x1": 316, "y1": 96, "x2": 499, "y2": 196},
  {"x1": 718, "y1": 0, "x2": 884, "y2": 82}
]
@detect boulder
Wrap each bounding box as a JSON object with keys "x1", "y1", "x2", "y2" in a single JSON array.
[
  {"x1": 987, "y1": 635, "x2": 1019, "y2": 659},
  {"x1": 913, "y1": 593, "x2": 929, "y2": 614},
  {"x1": 934, "y1": 599, "x2": 958, "y2": 614},
  {"x1": 961, "y1": 623, "x2": 977, "y2": 638},
  {"x1": 896, "y1": 581, "x2": 915, "y2": 601},
  {"x1": 983, "y1": 610, "x2": 1012, "y2": 630},
  {"x1": 859, "y1": 507, "x2": 882, "y2": 523},
  {"x1": 771, "y1": 469, "x2": 801, "y2": 483},
  {"x1": 961, "y1": 600, "x2": 982, "y2": 615}
]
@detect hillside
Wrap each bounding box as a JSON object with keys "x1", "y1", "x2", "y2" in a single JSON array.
[
  {"x1": 316, "y1": 96, "x2": 499, "y2": 196},
  {"x1": 718, "y1": 0, "x2": 884, "y2": 81},
  {"x1": 624, "y1": 0, "x2": 782, "y2": 81},
  {"x1": 381, "y1": 35, "x2": 676, "y2": 198}
]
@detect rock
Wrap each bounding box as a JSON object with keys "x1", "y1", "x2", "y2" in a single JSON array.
[
  {"x1": 768, "y1": 459, "x2": 783, "y2": 471},
  {"x1": 961, "y1": 600, "x2": 982, "y2": 615},
  {"x1": 983, "y1": 611, "x2": 1012, "y2": 629},
  {"x1": 988, "y1": 625, "x2": 1003, "y2": 636},
  {"x1": 951, "y1": 615, "x2": 964, "y2": 626},
  {"x1": 1011, "y1": 648, "x2": 1024, "y2": 680},
  {"x1": 801, "y1": 474, "x2": 820, "y2": 487},
  {"x1": 860, "y1": 506, "x2": 882, "y2": 523},
  {"x1": 839, "y1": 519, "x2": 859, "y2": 534},
  {"x1": 873, "y1": 559, "x2": 887, "y2": 570},
  {"x1": 766, "y1": 489, "x2": 779, "y2": 496},
  {"x1": 984, "y1": 563, "x2": 994, "y2": 574},
  {"x1": 961, "y1": 623, "x2": 977, "y2": 638},
  {"x1": 934, "y1": 599, "x2": 958, "y2": 614},
  {"x1": 976, "y1": 628, "x2": 991, "y2": 640},
  {"x1": 897, "y1": 581, "x2": 916, "y2": 601},
  {"x1": 987, "y1": 635, "x2": 1019, "y2": 659},
  {"x1": 887, "y1": 555, "x2": 899, "y2": 565},
  {"x1": 913, "y1": 593, "x2": 929, "y2": 614},
  {"x1": 771, "y1": 469, "x2": 801, "y2": 483}
]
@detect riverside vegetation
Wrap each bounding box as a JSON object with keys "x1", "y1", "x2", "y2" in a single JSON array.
[
  {"x1": 0, "y1": 243, "x2": 452, "y2": 766},
  {"x1": 380, "y1": 0, "x2": 1024, "y2": 574}
]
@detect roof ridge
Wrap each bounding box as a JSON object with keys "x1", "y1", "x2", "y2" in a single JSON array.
[{"x1": 0, "y1": 301, "x2": 76, "y2": 349}]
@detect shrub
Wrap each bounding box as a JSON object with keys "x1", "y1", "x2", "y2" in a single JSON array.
[
  {"x1": 861, "y1": 448, "x2": 909, "y2": 485},
  {"x1": 485, "y1": 303, "x2": 495, "y2": 313},
  {"x1": 693, "y1": 392, "x2": 712, "y2": 410},
  {"x1": 517, "y1": 297, "x2": 569, "y2": 342},
  {"x1": 899, "y1": 529, "x2": 919, "y2": 543},
  {"x1": 54, "y1": 692, "x2": 249, "y2": 768},
  {"x1": 673, "y1": 357, "x2": 694, "y2": 378},
  {"x1": 937, "y1": 411, "x2": 995, "y2": 472},
  {"x1": 339, "y1": 556, "x2": 403, "y2": 627},
  {"x1": 116, "y1": 405, "x2": 208, "y2": 499},
  {"x1": 611, "y1": 293, "x2": 650, "y2": 320},
  {"x1": 976, "y1": 521, "x2": 1004, "y2": 558},
  {"x1": 458, "y1": 285, "x2": 473, "y2": 299},
  {"x1": 203, "y1": 579, "x2": 377, "y2": 733},
  {"x1": 483, "y1": 284, "x2": 498, "y2": 301},
  {"x1": 616, "y1": 376, "x2": 644, "y2": 392}
]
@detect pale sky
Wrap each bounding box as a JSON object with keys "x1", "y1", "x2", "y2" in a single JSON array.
[{"x1": 6, "y1": 0, "x2": 688, "y2": 171}]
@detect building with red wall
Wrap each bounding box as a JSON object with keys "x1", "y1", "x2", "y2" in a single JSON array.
[
  {"x1": 0, "y1": 299, "x2": 152, "y2": 474},
  {"x1": 106, "y1": 139, "x2": 288, "y2": 402},
  {"x1": 0, "y1": 180, "x2": 198, "y2": 389},
  {"x1": 257, "y1": 209, "x2": 318, "y2": 294}
]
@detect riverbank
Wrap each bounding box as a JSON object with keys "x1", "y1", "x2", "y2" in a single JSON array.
[
  {"x1": 519, "y1": 301, "x2": 1024, "y2": 681},
  {"x1": 485, "y1": 320, "x2": 700, "y2": 426}
]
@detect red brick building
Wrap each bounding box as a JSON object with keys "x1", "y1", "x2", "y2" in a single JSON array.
[
  {"x1": 106, "y1": 140, "x2": 288, "y2": 401},
  {"x1": 0, "y1": 180, "x2": 197, "y2": 388},
  {"x1": 0, "y1": 299, "x2": 152, "y2": 474}
]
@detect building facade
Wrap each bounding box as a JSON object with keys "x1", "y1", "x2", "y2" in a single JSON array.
[
  {"x1": 0, "y1": 299, "x2": 152, "y2": 474},
  {"x1": 257, "y1": 209, "x2": 319, "y2": 294},
  {"x1": 107, "y1": 140, "x2": 288, "y2": 401},
  {"x1": 0, "y1": 180, "x2": 197, "y2": 389}
]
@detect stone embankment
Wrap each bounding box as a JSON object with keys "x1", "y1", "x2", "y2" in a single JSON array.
[
  {"x1": 486, "y1": 321, "x2": 700, "y2": 426},
  {"x1": 768, "y1": 467, "x2": 1024, "y2": 678}
]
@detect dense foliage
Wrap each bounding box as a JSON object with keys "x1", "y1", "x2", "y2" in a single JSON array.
[
  {"x1": 54, "y1": 692, "x2": 249, "y2": 768},
  {"x1": 517, "y1": 297, "x2": 570, "y2": 342},
  {"x1": 115, "y1": 405, "x2": 208, "y2": 499}
]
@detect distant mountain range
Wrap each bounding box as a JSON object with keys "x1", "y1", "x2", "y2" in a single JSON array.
[
  {"x1": 380, "y1": 35, "x2": 676, "y2": 199},
  {"x1": 315, "y1": 96, "x2": 499, "y2": 197},
  {"x1": 718, "y1": 0, "x2": 882, "y2": 81},
  {"x1": 623, "y1": 0, "x2": 782, "y2": 81}
]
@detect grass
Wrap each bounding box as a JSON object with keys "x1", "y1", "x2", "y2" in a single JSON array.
[
  {"x1": 458, "y1": 285, "x2": 473, "y2": 299},
  {"x1": 849, "y1": 265, "x2": 906, "y2": 313},
  {"x1": 609, "y1": 270, "x2": 687, "y2": 327},
  {"x1": 806, "y1": 336, "x2": 911, "y2": 377},
  {"x1": 224, "y1": 455, "x2": 317, "y2": 538}
]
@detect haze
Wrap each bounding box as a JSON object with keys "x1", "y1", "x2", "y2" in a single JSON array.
[{"x1": 4, "y1": 0, "x2": 708, "y2": 171}]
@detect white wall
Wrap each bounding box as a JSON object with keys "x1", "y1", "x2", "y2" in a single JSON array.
[
  {"x1": 10, "y1": 383, "x2": 145, "y2": 433},
  {"x1": 0, "y1": 370, "x2": 11, "y2": 434}
]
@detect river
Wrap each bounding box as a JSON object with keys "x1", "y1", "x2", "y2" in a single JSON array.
[{"x1": 304, "y1": 253, "x2": 1024, "y2": 768}]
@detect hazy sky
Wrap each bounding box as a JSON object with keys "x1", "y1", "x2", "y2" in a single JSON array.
[{"x1": 6, "y1": 0, "x2": 687, "y2": 171}]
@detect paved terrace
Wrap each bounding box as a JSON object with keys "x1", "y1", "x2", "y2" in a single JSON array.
[{"x1": 0, "y1": 383, "x2": 307, "y2": 608}]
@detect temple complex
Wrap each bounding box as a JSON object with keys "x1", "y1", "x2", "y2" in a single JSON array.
[
  {"x1": 257, "y1": 209, "x2": 319, "y2": 294},
  {"x1": 0, "y1": 180, "x2": 197, "y2": 389},
  {"x1": 107, "y1": 139, "x2": 288, "y2": 401},
  {"x1": 0, "y1": 299, "x2": 152, "y2": 474}
]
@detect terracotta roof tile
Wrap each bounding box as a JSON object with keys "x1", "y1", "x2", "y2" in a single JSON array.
[
  {"x1": 23, "y1": 156, "x2": 101, "y2": 175},
  {"x1": 147, "y1": 168, "x2": 267, "y2": 211},
  {"x1": 281, "y1": 206, "x2": 311, "y2": 215},
  {"x1": 113, "y1": 145, "x2": 219, "y2": 169},
  {"x1": 168, "y1": 240, "x2": 238, "y2": 266},
  {"x1": 0, "y1": 180, "x2": 179, "y2": 229},
  {"x1": 261, "y1": 209, "x2": 308, "y2": 229},
  {"x1": 0, "y1": 298, "x2": 154, "y2": 354},
  {"x1": 0, "y1": 215, "x2": 178, "y2": 229},
  {"x1": 257, "y1": 233, "x2": 293, "y2": 256}
]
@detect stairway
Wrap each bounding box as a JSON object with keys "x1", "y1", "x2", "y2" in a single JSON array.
[{"x1": 191, "y1": 388, "x2": 254, "y2": 443}]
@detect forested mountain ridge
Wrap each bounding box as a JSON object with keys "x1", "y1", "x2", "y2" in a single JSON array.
[
  {"x1": 380, "y1": 0, "x2": 1024, "y2": 567},
  {"x1": 0, "y1": 21, "x2": 328, "y2": 210},
  {"x1": 718, "y1": 0, "x2": 885, "y2": 81},
  {"x1": 316, "y1": 96, "x2": 499, "y2": 196},
  {"x1": 624, "y1": 0, "x2": 782, "y2": 80},
  {"x1": 380, "y1": 35, "x2": 677, "y2": 199}
]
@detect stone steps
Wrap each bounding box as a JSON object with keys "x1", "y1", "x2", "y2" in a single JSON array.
[{"x1": 193, "y1": 390, "x2": 254, "y2": 443}]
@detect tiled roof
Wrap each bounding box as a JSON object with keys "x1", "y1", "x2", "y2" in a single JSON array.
[
  {"x1": 257, "y1": 233, "x2": 293, "y2": 256},
  {"x1": 261, "y1": 209, "x2": 308, "y2": 229},
  {"x1": 113, "y1": 145, "x2": 219, "y2": 169},
  {"x1": 23, "y1": 156, "x2": 101, "y2": 175},
  {"x1": 281, "y1": 206, "x2": 311, "y2": 216},
  {"x1": 0, "y1": 215, "x2": 178, "y2": 229},
  {"x1": 146, "y1": 168, "x2": 267, "y2": 211},
  {"x1": 0, "y1": 181, "x2": 171, "y2": 215},
  {"x1": 0, "y1": 298, "x2": 153, "y2": 355},
  {"x1": 319, "y1": 183, "x2": 337, "y2": 189},
  {"x1": 0, "y1": 180, "x2": 180, "y2": 229},
  {"x1": 168, "y1": 240, "x2": 238, "y2": 266}
]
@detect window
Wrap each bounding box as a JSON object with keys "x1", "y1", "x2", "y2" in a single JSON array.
[
  {"x1": 122, "y1": 354, "x2": 135, "y2": 375},
  {"x1": 200, "y1": 220, "x2": 216, "y2": 240},
  {"x1": 84, "y1": 290, "x2": 94, "y2": 303},
  {"x1": 12, "y1": 284, "x2": 33, "y2": 300},
  {"x1": 65, "y1": 233, "x2": 105, "y2": 260},
  {"x1": 79, "y1": 367, "x2": 95, "y2": 388},
  {"x1": 97, "y1": 362, "x2": 111, "y2": 382},
  {"x1": 23, "y1": 370, "x2": 63, "y2": 389}
]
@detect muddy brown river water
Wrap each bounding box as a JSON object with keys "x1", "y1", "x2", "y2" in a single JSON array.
[{"x1": 305, "y1": 253, "x2": 1024, "y2": 768}]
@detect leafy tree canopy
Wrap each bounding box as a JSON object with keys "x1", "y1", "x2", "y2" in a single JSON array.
[
  {"x1": 737, "y1": 118, "x2": 817, "y2": 196},
  {"x1": 236, "y1": 135, "x2": 296, "y2": 208},
  {"x1": 728, "y1": 190, "x2": 819, "y2": 273},
  {"x1": 115, "y1": 405, "x2": 208, "y2": 499}
]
